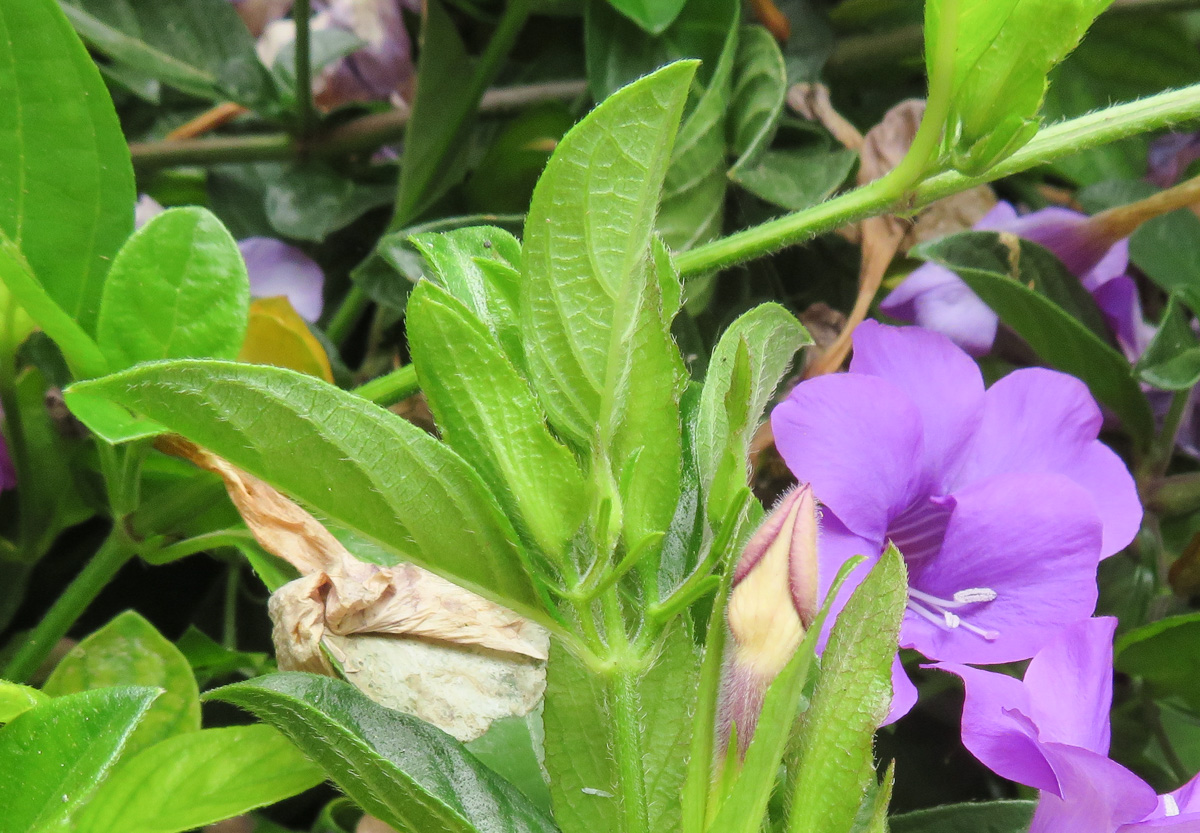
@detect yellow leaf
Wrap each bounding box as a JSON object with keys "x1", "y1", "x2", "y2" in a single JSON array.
[{"x1": 239, "y1": 296, "x2": 333, "y2": 382}]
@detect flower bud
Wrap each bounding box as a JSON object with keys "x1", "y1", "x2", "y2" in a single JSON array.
[{"x1": 718, "y1": 484, "x2": 820, "y2": 754}]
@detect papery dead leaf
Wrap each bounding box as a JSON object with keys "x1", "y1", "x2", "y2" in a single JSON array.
[
  {"x1": 159, "y1": 435, "x2": 548, "y2": 741},
  {"x1": 786, "y1": 83, "x2": 864, "y2": 152}
]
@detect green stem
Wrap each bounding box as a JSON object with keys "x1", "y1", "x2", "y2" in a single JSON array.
[
  {"x1": 224, "y1": 562, "x2": 241, "y2": 650},
  {"x1": 352, "y1": 363, "x2": 419, "y2": 406},
  {"x1": 1142, "y1": 689, "x2": 1192, "y2": 785},
  {"x1": 325, "y1": 285, "x2": 368, "y2": 346},
  {"x1": 678, "y1": 82, "x2": 1200, "y2": 277},
  {"x1": 3, "y1": 529, "x2": 138, "y2": 683},
  {"x1": 610, "y1": 666, "x2": 650, "y2": 833},
  {"x1": 294, "y1": 0, "x2": 316, "y2": 135},
  {"x1": 140, "y1": 529, "x2": 257, "y2": 566}
]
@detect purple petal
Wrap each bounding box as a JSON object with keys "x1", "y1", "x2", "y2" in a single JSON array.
[
  {"x1": 1031, "y1": 744, "x2": 1159, "y2": 833},
  {"x1": 884, "y1": 655, "x2": 918, "y2": 725},
  {"x1": 902, "y1": 471, "x2": 1102, "y2": 664},
  {"x1": 319, "y1": 0, "x2": 414, "y2": 105},
  {"x1": 879, "y1": 265, "x2": 1000, "y2": 356},
  {"x1": 1148, "y1": 132, "x2": 1200, "y2": 188},
  {"x1": 814, "y1": 514, "x2": 881, "y2": 641},
  {"x1": 238, "y1": 237, "x2": 326, "y2": 322},
  {"x1": 1120, "y1": 816, "x2": 1200, "y2": 832},
  {"x1": 135, "y1": 194, "x2": 164, "y2": 230},
  {"x1": 1093, "y1": 274, "x2": 1149, "y2": 361},
  {"x1": 773, "y1": 374, "x2": 927, "y2": 542},
  {"x1": 0, "y1": 429, "x2": 16, "y2": 492},
  {"x1": 850, "y1": 321, "x2": 985, "y2": 491},
  {"x1": 1008, "y1": 207, "x2": 1122, "y2": 278},
  {"x1": 932, "y1": 661, "x2": 1058, "y2": 791},
  {"x1": 1024, "y1": 617, "x2": 1116, "y2": 756},
  {"x1": 956, "y1": 368, "x2": 1141, "y2": 558}
]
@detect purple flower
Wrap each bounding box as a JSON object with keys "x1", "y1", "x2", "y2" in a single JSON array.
[
  {"x1": 0, "y1": 423, "x2": 16, "y2": 492},
  {"x1": 881, "y1": 202, "x2": 1146, "y2": 359},
  {"x1": 935, "y1": 618, "x2": 1200, "y2": 832},
  {"x1": 770, "y1": 322, "x2": 1141, "y2": 719},
  {"x1": 1148, "y1": 132, "x2": 1200, "y2": 188},
  {"x1": 238, "y1": 237, "x2": 325, "y2": 322}
]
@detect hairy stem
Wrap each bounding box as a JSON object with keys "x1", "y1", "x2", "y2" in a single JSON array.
[
  {"x1": 610, "y1": 666, "x2": 650, "y2": 833},
  {"x1": 678, "y1": 83, "x2": 1200, "y2": 277},
  {"x1": 352, "y1": 362, "x2": 420, "y2": 406},
  {"x1": 3, "y1": 529, "x2": 138, "y2": 682}
]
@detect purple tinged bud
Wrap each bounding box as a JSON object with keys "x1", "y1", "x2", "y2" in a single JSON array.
[{"x1": 718, "y1": 485, "x2": 820, "y2": 753}]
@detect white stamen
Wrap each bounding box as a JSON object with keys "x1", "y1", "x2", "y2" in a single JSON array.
[
  {"x1": 953, "y1": 587, "x2": 998, "y2": 604},
  {"x1": 906, "y1": 586, "x2": 1000, "y2": 641},
  {"x1": 1165, "y1": 795, "x2": 1180, "y2": 817}
]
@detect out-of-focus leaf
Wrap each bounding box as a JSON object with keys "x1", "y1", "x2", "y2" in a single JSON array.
[
  {"x1": 1136, "y1": 297, "x2": 1200, "y2": 391},
  {"x1": 730, "y1": 147, "x2": 856, "y2": 211},
  {"x1": 68, "y1": 361, "x2": 542, "y2": 618},
  {"x1": 604, "y1": 0, "x2": 687, "y2": 34},
  {"x1": 59, "y1": 0, "x2": 274, "y2": 108},
  {"x1": 96, "y1": 207, "x2": 250, "y2": 370},
  {"x1": 239, "y1": 297, "x2": 334, "y2": 382},
  {"x1": 695, "y1": 303, "x2": 809, "y2": 527},
  {"x1": 585, "y1": 0, "x2": 728, "y2": 101},
  {"x1": 1115, "y1": 612, "x2": 1200, "y2": 711},
  {"x1": 913, "y1": 231, "x2": 1154, "y2": 448},
  {"x1": 889, "y1": 801, "x2": 1036, "y2": 833},
  {"x1": 43, "y1": 611, "x2": 200, "y2": 757},
  {"x1": 0, "y1": 0, "x2": 134, "y2": 339},
  {"x1": 408, "y1": 280, "x2": 586, "y2": 561},
  {"x1": 465, "y1": 105, "x2": 577, "y2": 215},
  {"x1": 1044, "y1": 16, "x2": 1200, "y2": 185},
  {"x1": 543, "y1": 624, "x2": 699, "y2": 833},
  {"x1": 466, "y1": 714, "x2": 552, "y2": 815},
  {"x1": 1130, "y1": 207, "x2": 1200, "y2": 313},
  {"x1": 0, "y1": 687, "x2": 158, "y2": 832},
  {"x1": 265, "y1": 164, "x2": 393, "y2": 243},
  {"x1": 728, "y1": 26, "x2": 787, "y2": 167},
  {"x1": 176, "y1": 627, "x2": 271, "y2": 687},
  {"x1": 520, "y1": 61, "x2": 695, "y2": 447},
  {"x1": 787, "y1": 546, "x2": 907, "y2": 833},
  {"x1": 392, "y1": 0, "x2": 473, "y2": 228},
  {"x1": 926, "y1": 0, "x2": 1110, "y2": 173},
  {"x1": 208, "y1": 673, "x2": 559, "y2": 833},
  {"x1": 0, "y1": 682, "x2": 46, "y2": 724},
  {"x1": 74, "y1": 725, "x2": 325, "y2": 833}
]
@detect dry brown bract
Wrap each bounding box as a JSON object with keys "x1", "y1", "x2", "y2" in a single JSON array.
[{"x1": 159, "y1": 435, "x2": 549, "y2": 742}]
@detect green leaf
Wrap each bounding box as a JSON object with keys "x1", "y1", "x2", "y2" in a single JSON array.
[
  {"x1": 207, "y1": 672, "x2": 559, "y2": 833},
  {"x1": 59, "y1": 0, "x2": 274, "y2": 108},
  {"x1": 0, "y1": 233, "x2": 109, "y2": 378},
  {"x1": 96, "y1": 207, "x2": 250, "y2": 370},
  {"x1": 0, "y1": 682, "x2": 46, "y2": 724},
  {"x1": 926, "y1": 0, "x2": 1111, "y2": 173},
  {"x1": 408, "y1": 280, "x2": 587, "y2": 561},
  {"x1": 392, "y1": 0, "x2": 473, "y2": 228},
  {"x1": 0, "y1": 686, "x2": 158, "y2": 832},
  {"x1": 67, "y1": 360, "x2": 542, "y2": 617},
  {"x1": 73, "y1": 725, "x2": 325, "y2": 833},
  {"x1": 265, "y1": 163, "x2": 393, "y2": 243},
  {"x1": 658, "y1": 10, "x2": 738, "y2": 255},
  {"x1": 410, "y1": 225, "x2": 526, "y2": 370},
  {"x1": 889, "y1": 800, "x2": 1037, "y2": 833},
  {"x1": 730, "y1": 147, "x2": 857, "y2": 212},
  {"x1": 1115, "y1": 611, "x2": 1200, "y2": 712},
  {"x1": 175, "y1": 627, "x2": 271, "y2": 688},
  {"x1": 1043, "y1": 16, "x2": 1200, "y2": 185},
  {"x1": 605, "y1": 0, "x2": 688, "y2": 35},
  {"x1": 542, "y1": 625, "x2": 699, "y2": 833},
  {"x1": 521, "y1": 61, "x2": 696, "y2": 448},
  {"x1": 727, "y1": 26, "x2": 787, "y2": 166},
  {"x1": 1130, "y1": 207, "x2": 1200, "y2": 312},
  {"x1": 466, "y1": 714, "x2": 553, "y2": 814},
  {"x1": 0, "y1": 0, "x2": 134, "y2": 339},
  {"x1": 695, "y1": 304, "x2": 809, "y2": 527},
  {"x1": 1136, "y1": 297, "x2": 1200, "y2": 391},
  {"x1": 788, "y1": 545, "x2": 908, "y2": 833},
  {"x1": 912, "y1": 230, "x2": 1154, "y2": 448},
  {"x1": 42, "y1": 611, "x2": 200, "y2": 758}
]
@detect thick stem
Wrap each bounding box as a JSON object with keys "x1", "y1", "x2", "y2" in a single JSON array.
[
  {"x1": 610, "y1": 666, "x2": 650, "y2": 833},
  {"x1": 352, "y1": 363, "x2": 419, "y2": 406},
  {"x1": 293, "y1": 0, "x2": 316, "y2": 135},
  {"x1": 678, "y1": 83, "x2": 1200, "y2": 277},
  {"x1": 3, "y1": 529, "x2": 138, "y2": 683}
]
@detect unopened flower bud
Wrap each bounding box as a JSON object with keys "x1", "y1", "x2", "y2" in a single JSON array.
[{"x1": 718, "y1": 484, "x2": 820, "y2": 754}]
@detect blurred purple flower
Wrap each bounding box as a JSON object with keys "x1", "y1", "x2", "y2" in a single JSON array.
[
  {"x1": 238, "y1": 237, "x2": 325, "y2": 322},
  {"x1": 771, "y1": 322, "x2": 1141, "y2": 720},
  {"x1": 935, "y1": 618, "x2": 1200, "y2": 832},
  {"x1": 1148, "y1": 132, "x2": 1200, "y2": 189},
  {"x1": 881, "y1": 202, "x2": 1147, "y2": 359},
  {"x1": 258, "y1": 0, "x2": 414, "y2": 108},
  {"x1": 0, "y1": 426, "x2": 16, "y2": 492},
  {"x1": 135, "y1": 197, "x2": 325, "y2": 322}
]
